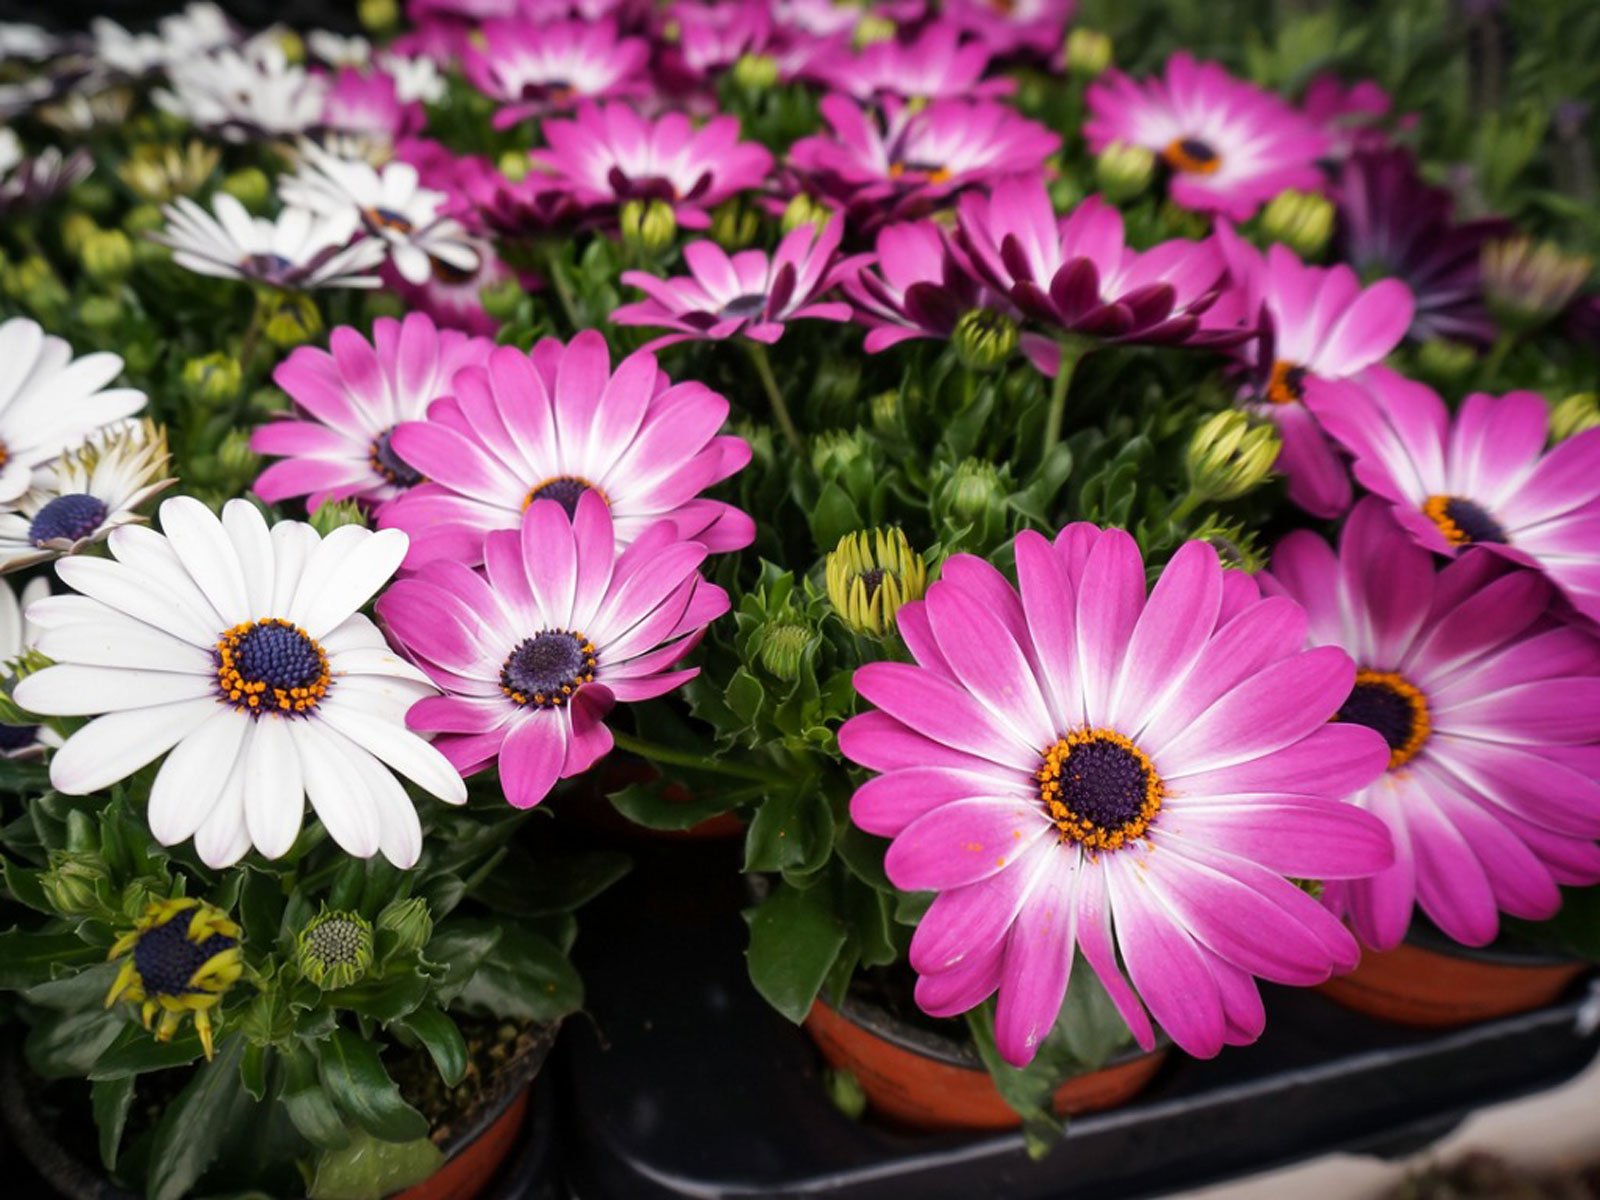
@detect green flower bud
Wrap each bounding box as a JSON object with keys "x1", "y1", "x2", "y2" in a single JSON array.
[
  {"x1": 1047, "y1": 168, "x2": 1084, "y2": 212},
  {"x1": 1260, "y1": 189, "x2": 1334, "y2": 258},
  {"x1": 940, "y1": 458, "x2": 1006, "y2": 527},
  {"x1": 781, "y1": 193, "x2": 831, "y2": 236},
  {"x1": 221, "y1": 167, "x2": 272, "y2": 213},
  {"x1": 620, "y1": 198, "x2": 678, "y2": 258},
  {"x1": 823, "y1": 1067, "x2": 868, "y2": 1120},
  {"x1": 297, "y1": 908, "x2": 375, "y2": 990},
  {"x1": 1414, "y1": 338, "x2": 1478, "y2": 386},
  {"x1": 81, "y1": 229, "x2": 134, "y2": 283},
  {"x1": 262, "y1": 291, "x2": 324, "y2": 347},
  {"x1": 79, "y1": 295, "x2": 124, "y2": 332},
  {"x1": 1094, "y1": 142, "x2": 1155, "y2": 202},
  {"x1": 1065, "y1": 28, "x2": 1113, "y2": 78},
  {"x1": 854, "y1": 15, "x2": 896, "y2": 49},
  {"x1": 1185, "y1": 410, "x2": 1281, "y2": 503},
  {"x1": 813, "y1": 354, "x2": 862, "y2": 411},
  {"x1": 826, "y1": 527, "x2": 928, "y2": 638},
  {"x1": 358, "y1": 0, "x2": 400, "y2": 35},
  {"x1": 72, "y1": 179, "x2": 116, "y2": 215},
  {"x1": 478, "y1": 278, "x2": 525, "y2": 321},
  {"x1": 364, "y1": 290, "x2": 407, "y2": 321},
  {"x1": 1189, "y1": 515, "x2": 1267, "y2": 573},
  {"x1": 497, "y1": 150, "x2": 531, "y2": 183},
  {"x1": 1550, "y1": 393, "x2": 1600, "y2": 442},
  {"x1": 39, "y1": 851, "x2": 111, "y2": 917},
  {"x1": 376, "y1": 897, "x2": 433, "y2": 954},
  {"x1": 310, "y1": 498, "x2": 369, "y2": 536},
  {"x1": 1291, "y1": 878, "x2": 1325, "y2": 901},
  {"x1": 124, "y1": 203, "x2": 167, "y2": 236},
  {"x1": 62, "y1": 212, "x2": 101, "y2": 256},
  {"x1": 710, "y1": 197, "x2": 761, "y2": 251},
  {"x1": 1483, "y1": 237, "x2": 1593, "y2": 331},
  {"x1": 869, "y1": 389, "x2": 901, "y2": 436},
  {"x1": 811, "y1": 428, "x2": 869, "y2": 478},
  {"x1": 3, "y1": 256, "x2": 68, "y2": 317},
  {"x1": 1158, "y1": 201, "x2": 1210, "y2": 240},
  {"x1": 756, "y1": 622, "x2": 811, "y2": 681},
  {"x1": 952, "y1": 309, "x2": 1019, "y2": 371},
  {"x1": 216, "y1": 430, "x2": 259, "y2": 481},
  {"x1": 732, "y1": 52, "x2": 779, "y2": 92}
]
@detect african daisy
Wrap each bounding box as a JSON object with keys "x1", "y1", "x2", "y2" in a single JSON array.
[
  {"x1": 152, "y1": 194, "x2": 387, "y2": 290},
  {"x1": 462, "y1": 19, "x2": 650, "y2": 129}
]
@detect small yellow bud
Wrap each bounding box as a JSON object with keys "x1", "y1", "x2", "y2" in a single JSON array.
[
  {"x1": 825, "y1": 528, "x2": 928, "y2": 638},
  {"x1": 1549, "y1": 393, "x2": 1600, "y2": 442},
  {"x1": 1260, "y1": 189, "x2": 1334, "y2": 258},
  {"x1": 1185, "y1": 410, "x2": 1281, "y2": 503},
  {"x1": 1094, "y1": 143, "x2": 1155, "y2": 202},
  {"x1": 1065, "y1": 28, "x2": 1113, "y2": 78},
  {"x1": 620, "y1": 198, "x2": 677, "y2": 258}
]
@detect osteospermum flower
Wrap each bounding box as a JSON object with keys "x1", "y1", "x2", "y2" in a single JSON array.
[
  {"x1": 391, "y1": 236, "x2": 517, "y2": 337},
  {"x1": 957, "y1": 178, "x2": 1241, "y2": 375},
  {"x1": 14, "y1": 497, "x2": 467, "y2": 868},
  {"x1": 462, "y1": 19, "x2": 650, "y2": 129},
  {"x1": 1211, "y1": 226, "x2": 1414, "y2": 517},
  {"x1": 666, "y1": 0, "x2": 774, "y2": 79},
  {"x1": 0, "y1": 317, "x2": 147, "y2": 504},
  {"x1": 943, "y1": 0, "x2": 1073, "y2": 56},
  {"x1": 379, "y1": 330, "x2": 754, "y2": 565},
  {"x1": 152, "y1": 194, "x2": 386, "y2": 290},
  {"x1": 1309, "y1": 369, "x2": 1600, "y2": 624},
  {"x1": 377, "y1": 493, "x2": 729, "y2": 808},
  {"x1": 154, "y1": 40, "x2": 328, "y2": 142},
  {"x1": 252, "y1": 313, "x2": 494, "y2": 512},
  {"x1": 614, "y1": 217, "x2": 859, "y2": 348},
  {"x1": 841, "y1": 219, "x2": 1010, "y2": 353},
  {"x1": 321, "y1": 67, "x2": 425, "y2": 148},
  {"x1": 0, "y1": 576, "x2": 55, "y2": 759},
  {"x1": 804, "y1": 23, "x2": 1010, "y2": 103},
  {"x1": 0, "y1": 420, "x2": 175, "y2": 573},
  {"x1": 840, "y1": 525, "x2": 1392, "y2": 1065},
  {"x1": 279, "y1": 142, "x2": 479, "y2": 286},
  {"x1": 531, "y1": 102, "x2": 773, "y2": 230},
  {"x1": 92, "y1": 3, "x2": 234, "y2": 77},
  {"x1": 788, "y1": 95, "x2": 1058, "y2": 228},
  {"x1": 1085, "y1": 53, "x2": 1329, "y2": 222},
  {"x1": 1263, "y1": 500, "x2": 1600, "y2": 949},
  {"x1": 106, "y1": 898, "x2": 242, "y2": 1059},
  {"x1": 0, "y1": 134, "x2": 93, "y2": 214}
]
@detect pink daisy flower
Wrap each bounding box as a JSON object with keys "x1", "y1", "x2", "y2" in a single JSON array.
[
  {"x1": 1263, "y1": 500, "x2": 1600, "y2": 950},
  {"x1": 943, "y1": 0, "x2": 1074, "y2": 57},
  {"x1": 613, "y1": 217, "x2": 860, "y2": 349},
  {"x1": 803, "y1": 23, "x2": 1011, "y2": 103},
  {"x1": 462, "y1": 19, "x2": 651, "y2": 129},
  {"x1": 666, "y1": 1, "x2": 774, "y2": 80},
  {"x1": 1085, "y1": 53, "x2": 1329, "y2": 222},
  {"x1": 378, "y1": 330, "x2": 754, "y2": 567},
  {"x1": 1300, "y1": 72, "x2": 1401, "y2": 161},
  {"x1": 956, "y1": 177, "x2": 1242, "y2": 375},
  {"x1": 840, "y1": 525, "x2": 1393, "y2": 1066},
  {"x1": 1309, "y1": 369, "x2": 1600, "y2": 625},
  {"x1": 321, "y1": 67, "x2": 424, "y2": 145},
  {"x1": 252, "y1": 313, "x2": 495, "y2": 512},
  {"x1": 530, "y1": 102, "x2": 773, "y2": 230},
  {"x1": 1211, "y1": 225, "x2": 1415, "y2": 518},
  {"x1": 787, "y1": 95, "x2": 1059, "y2": 228},
  {"x1": 840, "y1": 219, "x2": 1010, "y2": 353},
  {"x1": 377, "y1": 492, "x2": 728, "y2": 809}
]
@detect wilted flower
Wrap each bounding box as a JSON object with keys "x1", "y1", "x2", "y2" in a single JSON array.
[
  {"x1": 106, "y1": 897, "x2": 244, "y2": 1060},
  {"x1": 826, "y1": 527, "x2": 927, "y2": 637}
]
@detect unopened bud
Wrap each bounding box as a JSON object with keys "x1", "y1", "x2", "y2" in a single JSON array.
[
  {"x1": 757, "y1": 622, "x2": 810, "y2": 681},
  {"x1": 1483, "y1": 237, "x2": 1593, "y2": 331},
  {"x1": 39, "y1": 851, "x2": 111, "y2": 917},
  {"x1": 869, "y1": 389, "x2": 901, "y2": 436},
  {"x1": 710, "y1": 197, "x2": 760, "y2": 250},
  {"x1": 1414, "y1": 338, "x2": 1478, "y2": 385},
  {"x1": 1094, "y1": 143, "x2": 1155, "y2": 202},
  {"x1": 1065, "y1": 28, "x2": 1113, "y2": 78},
  {"x1": 939, "y1": 458, "x2": 1005, "y2": 526},
  {"x1": 781, "y1": 193, "x2": 831, "y2": 236},
  {"x1": 1550, "y1": 393, "x2": 1600, "y2": 442},
  {"x1": 732, "y1": 52, "x2": 779, "y2": 92},
  {"x1": 952, "y1": 309, "x2": 1019, "y2": 371},
  {"x1": 825, "y1": 527, "x2": 928, "y2": 638},
  {"x1": 81, "y1": 229, "x2": 134, "y2": 283},
  {"x1": 854, "y1": 16, "x2": 896, "y2": 49},
  {"x1": 261, "y1": 291, "x2": 324, "y2": 347},
  {"x1": 497, "y1": 150, "x2": 530, "y2": 183},
  {"x1": 62, "y1": 212, "x2": 100, "y2": 256},
  {"x1": 358, "y1": 0, "x2": 400, "y2": 35},
  {"x1": 309, "y1": 498, "x2": 368, "y2": 536},
  {"x1": 478, "y1": 278, "x2": 524, "y2": 321},
  {"x1": 79, "y1": 295, "x2": 124, "y2": 332},
  {"x1": 1261, "y1": 189, "x2": 1334, "y2": 259},
  {"x1": 1185, "y1": 410, "x2": 1281, "y2": 503},
  {"x1": 297, "y1": 908, "x2": 374, "y2": 990},
  {"x1": 620, "y1": 198, "x2": 677, "y2": 258},
  {"x1": 217, "y1": 430, "x2": 259, "y2": 482},
  {"x1": 376, "y1": 897, "x2": 433, "y2": 954},
  {"x1": 221, "y1": 166, "x2": 271, "y2": 212}
]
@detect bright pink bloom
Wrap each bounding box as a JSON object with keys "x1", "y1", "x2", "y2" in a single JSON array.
[
  {"x1": 378, "y1": 492, "x2": 728, "y2": 809},
  {"x1": 1264, "y1": 499, "x2": 1600, "y2": 950},
  {"x1": 666, "y1": 1, "x2": 774, "y2": 79},
  {"x1": 1086, "y1": 53, "x2": 1329, "y2": 222},
  {"x1": 788, "y1": 95, "x2": 1058, "y2": 228},
  {"x1": 1309, "y1": 369, "x2": 1600, "y2": 625},
  {"x1": 957, "y1": 178, "x2": 1242, "y2": 375},
  {"x1": 841, "y1": 220, "x2": 1009, "y2": 353},
  {"x1": 943, "y1": 0, "x2": 1074, "y2": 56},
  {"x1": 614, "y1": 217, "x2": 861, "y2": 349},
  {"x1": 322, "y1": 68, "x2": 424, "y2": 144},
  {"x1": 1301, "y1": 72, "x2": 1401, "y2": 160},
  {"x1": 462, "y1": 19, "x2": 651, "y2": 128},
  {"x1": 841, "y1": 525, "x2": 1392, "y2": 1066},
  {"x1": 531, "y1": 102, "x2": 773, "y2": 230},
  {"x1": 1212, "y1": 226, "x2": 1414, "y2": 517},
  {"x1": 803, "y1": 22, "x2": 1011, "y2": 103},
  {"x1": 379, "y1": 330, "x2": 753, "y2": 566},
  {"x1": 252, "y1": 314, "x2": 494, "y2": 512}
]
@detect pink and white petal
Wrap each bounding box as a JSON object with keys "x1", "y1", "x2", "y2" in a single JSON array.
[
  {"x1": 1071, "y1": 863, "x2": 1156, "y2": 1050},
  {"x1": 885, "y1": 797, "x2": 1052, "y2": 892},
  {"x1": 498, "y1": 712, "x2": 568, "y2": 809},
  {"x1": 913, "y1": 938, "x2": 1005, "y2": 1019},
  {"x1": 1112, "y1": 540, "x2": 1221, "y2": 733},
  {"x1": 993, "y1": 864, "x2": 1080, "y2": 1066},
  {"x1": 851, "y1": 766, "x2": 1034, "y2": 837},
  {"x1": 908, "y1": 840, "x2": 1053, "y2": 975},
  {"x1": 1075, "y1": 529, "x2": 1147, "y2": 722}
]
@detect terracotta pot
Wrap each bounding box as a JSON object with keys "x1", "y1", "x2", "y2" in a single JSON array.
[
  {"x1": 804, "y1": 995, "x2": 1166, "y2": 1132},
  {"x1": 1319, "y1": 934, "x2": 1588, "y2": 1028},
  {"x1": 394, "y1": 1087, "x2": 529, "y2": 1200}
]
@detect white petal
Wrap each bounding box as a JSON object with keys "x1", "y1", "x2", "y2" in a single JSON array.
[
  {"x1": 62, "y1": 547, "x2": 219, "y2": 647},
  {"x1": 320, "y1": 613, "x2": 392, "y2": 653},
  {"x1": 345, "y1": 745, "x2": 423, "y2": 868},
  {"x1": 290, "y1": 719, "x2": 382, "y2": 858},
  {"x1": 194, "y1": 753, "x2": 252, "y2": 868},
  {"x1": 328, "y1": 645, "x2": 434, "y2": 685},
  {"x1": 243, "y1": 716, "x2": 305, "y2": 858},
  {"x1": 159, "y1": 496, "x2": 251, "y2": 626},
  {"x1": 0, "y1": 582, "x2": 22, "y2": 655},
  {"x1": 317, "y1": 700, "x2": 466, "y2": 804},
  {"x1": 15, "y1": 663, "x2": 216, "y2": 716},
  {"x1": 46, "y1": 697, "x2": 217, "y2": 795},
  {"x1": 222, "y1": 499, "x2": 276, "y2": 615},
  {"x1": 33, "y1": 617, "x2": 214, "y2": 674},
  {"x1": 147, "y1": 707, "x2": 247, "y2": 845},
  {"x1": 288, "y1": 526, "x2": 408, "y2": 639},
  {"x1": 269, "y1": 519, "x2": 321, "y2": 617}
]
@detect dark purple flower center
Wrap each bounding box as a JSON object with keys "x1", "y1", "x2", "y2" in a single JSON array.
[
  {"x1": 1423, "y1": 494, "x2": 1507, "y2": 546},
  {"x1": 1266, "y1": 360, "x2": 1308, "y2": 405},
  {"x1": 1337, "y1": 670, "x2": 1430, "y2": 769},
  {"x1": 500, "y1": 630, "x2": 597, "y2": 708},
  {"x1": 1163, "y1": 137, "x2": 1221, "y2": 174},
  {"x1": 856, "y1": 567, "x2": 886, "y2": 601},
  {"x1": 1037, "y1": 729, "x2": 1163, "y2": 853},
  {"x1": 214, "y1": 618, "x2": 331, "y2": 716},
  {"x1": 719, "y1": 292, "x2": 768, "y2": 320},
  {"x1": 29, "y1": 493, "x2": 108, "y2": 546},
  {"x1": 0, "y1": 722, "x2": 38, "y2": 752},
  {"x1": 524, "y1": 474, "x2": 602, "y2": 517},
  {"x1": 362, "y1": 206, "x2": 415, "y2": 235},
  {"x1": 246, "y1": 252, "x2": 296, "y2": 282},
  {"x1": 132, "y1": 917, "x2": 238, "y2": 997},
  {"x1": 369, "y1": 428, "x2": 424, "y2": 488}
]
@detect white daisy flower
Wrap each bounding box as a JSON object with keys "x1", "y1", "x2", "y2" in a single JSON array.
[
  {"x1": 0, "y1": 318, "x2": 147, "y2": 505},
  {"x1": 155, "y1": 40, "x2": 327, "y2": 142},
  {"x1": 14, "y1": 496, "x2": 467, "y2": 868},
  {"x1": 0, "y1": 130, "x2": 19, "y2": 176},
  {"x1": 92, "y1": 2, "x2": 234, "y2": 77},
  {"x1": 377, "y1": 53, "x2": 446, "y2": 106},
  {"x1": 279, "y1": 142, "x2": 478, "y2": 286},
  {"x1": 152, "y1": 193, "x2": 386, "y2": 290},
  {"x1": 0, "y1": 576, "x2": 59, "y2": 759},
  {"x1": 0, "y1": 141, "x2": 94, "y2": 213},
  {"x1": 307, "y1": 30, "x2": 371, "y2": 69},
  {"x1": 0, "y1": 420, "x2": 176, "y2": 573},
  {"x1": 0, "y1": 23, "x2": 60, "y2": 63}
]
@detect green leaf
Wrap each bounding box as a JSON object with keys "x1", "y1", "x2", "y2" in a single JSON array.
[
  {"x1": 470, "y1": 848, "x2": 631, "y2": 916},
  {"x1": 89, "y1": 1022, "x2": 204, "y2": 1079},
  {"x1": 241, "y1": 1041, "x2": 269, "y2": 1101},
  {"x1": 317, "y1": 1028, "x2": 430, "y2": 1143},
  {"x1": 4, "y1": 860, "x2": 52, "y2": 913},
  {"x1": 451, "y1": 919, "x2": 583, "y2": 1024},
  {"x1": 965, "y1": 1004, "x2": 1062, "y2": 1159},
  {"x1": 282, "y1": 1043, "x2": 350, "y2": 1151},
  {"x1": 25, "y1": 960, "x2": 118, "y2": 1009},
  {"x1": 309, "y1": 1125, "x2": 444, "y2": 1200},
  {"x1": 145, "y1": 1035, "x2": 253, "y2": 1200},
  {"x1": 808, "y1": 482, "x2": 863, "y2": 551},
  {"x1": 395, "y1": 1006, "x2": 468, "y2": 1088},
  {"x1": 92, "y1": 1075, "x2": 135, "y2": 1171},
  {"x1": 325, "y1": 965, "x2": 431, "y2": 1025},
  {"x1": 25, "y1": 1006, "x2": 127, "y2": 1079},
  {"x1": 0, "y1": 928, "x2": 105, "y2": 989},
  {"x1": 743, "y1": 881, "x2": 848, "y2": 1024},
  {"x1": 606, "y1": 781, "x2": 741, "y2": 831},
  {"x1": 743, "y1": 787, "x2": 834, "y2": 876},
  {"x1": 424, "y1": 919, "x2": 503, "y2": 1004}
]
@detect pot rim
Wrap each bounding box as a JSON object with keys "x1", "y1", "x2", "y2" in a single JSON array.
[{"x1": 1404, "y1": 921, "x2": 1588, "y2": 969}]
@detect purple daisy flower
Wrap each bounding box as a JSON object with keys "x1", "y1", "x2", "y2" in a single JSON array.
[
  {"x1": 1264, "y1": 500, "x2": 1600, "y2": 949},
  {"x1": 840, "y1": 524, "x2": 1393, "y2": 1066},
  {"x1": 942, "y1": 0, "x2": 1074, "y2": 57},
  {"x1": 462, "y1": 18, "x2": 651, "y2": 129},
  {"x1": 378, "y1": 330, "x2": 754, "y2": 567},
  {"x1": 802, "y1": 22, "x2": 1012, "y2": 103},
  {"x1": 321, "y1": 66, "x2": 425, "y2": 146},
  {"x1": 531, "y1": 101, "x2": 773, "y2": 230},
  {"x1": 840, "y1": 219, "x2": 1011, "y2": 352},
  {"x1": 665, "y1": 0, "x2": 775, "y2": 80},
  {"x1": 787, "y1": 94, "x2": 1059, "y2": 228},
  {"x1": 1308, "y1": 368, "x2": 1600, "y2": 625},
  {"x1": 613, "y1": 217, "x2": 861, "y2": 348},
  {"x1": 377, "y1": 492, "x2": 729, "y2": 809},
  {"x1": 252, "y1": 313, "x2": 495, "y2": 512},
  {"x1": 1334, "y1": 147, "x2": 1511, "y2": 346}
]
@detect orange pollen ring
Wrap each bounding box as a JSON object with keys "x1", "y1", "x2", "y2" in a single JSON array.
[
  {"x1": 521, "y1": 474, "x2": 608, "y2": 512},
  {"x1": 1162, "y1": 137, "x2": 1222, "y2": 175},
  {"x1": 1347, "y1": 669, "x2": 1432, "y2": 770},
  {"x1": 1266, "y1": 359, "x2": 1307, "y2": 405},
  {"x1": 1036, "y1": 727, "x2": 1165, "y2": 854},
  {"x1": 213, "y1": 618, "x2": 331, "y2": 717},
  {"x1": 888, "y1": 162, "x2": 952, "y2": 184}
]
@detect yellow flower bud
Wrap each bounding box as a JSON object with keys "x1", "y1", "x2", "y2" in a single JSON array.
[
  {"x1": 826, "y1": 528, "x2": 928, "y2": 638},
  {"x1": 1261, "y1": 189, "x2": 1334, "y2": 258},
  {"x1": 1185, "y1": 410, "x2": 1281, "y2": 503}
]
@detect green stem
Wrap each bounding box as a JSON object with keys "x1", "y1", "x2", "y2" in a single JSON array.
[
  {"x1": 744, "y1": 340, "x2": 805, "y2": 457},
  {"x1": 1170, "y1": 489, "x2": 1206, "y2": 525},
  {"x1": 541, "y1": 243, "x2": 581, "y2": 332},
  {"x1": 611, "y1": 730, "x2": 788, "y2": 786},
  {"x1": 1043, "y1": 338, "x2": 1090, "y2": 452},
  {"x1": 1480, "y1": 330, "x2": 1517, "y2": 386}
]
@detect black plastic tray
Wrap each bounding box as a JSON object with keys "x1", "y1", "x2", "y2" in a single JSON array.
[{"x1": 560, "y1": 839, "x2": 1600, "y2": 1200}]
